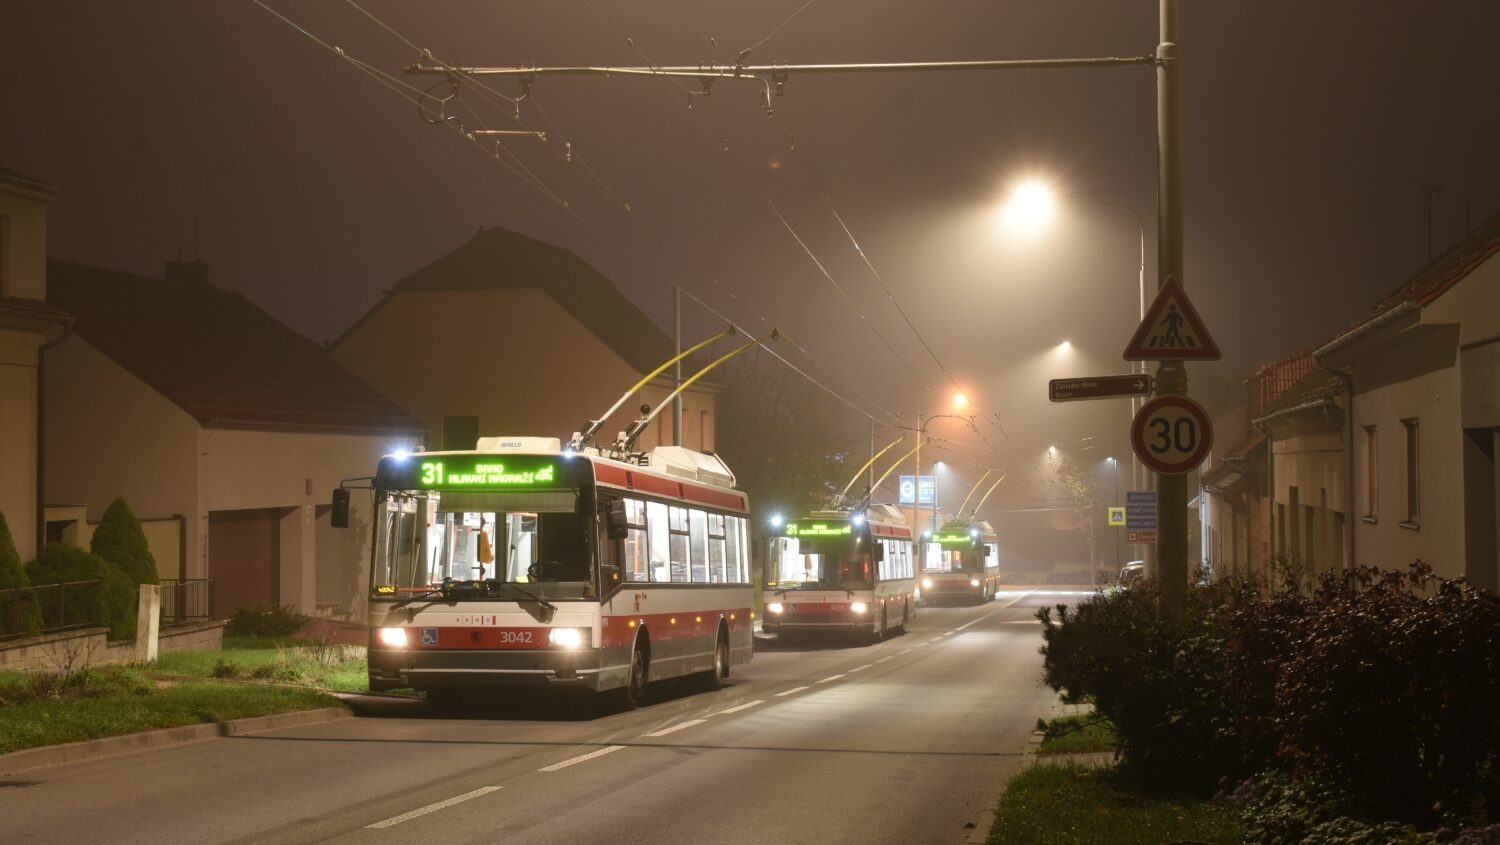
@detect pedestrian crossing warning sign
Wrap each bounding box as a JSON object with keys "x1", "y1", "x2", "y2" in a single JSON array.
[{"x1": 1123, "y1": 276, "x2": 1222, "y2": 361}]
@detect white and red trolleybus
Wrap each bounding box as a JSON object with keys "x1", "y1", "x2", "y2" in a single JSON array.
[
  {"x1": 919, "y1": 520, "x2": 1001, "y2": 605},
  {"x1": 359, "y1": 436, "x2": 754, "y2": 708},
  {"x1": 762, "y1": 504, "x2": 916, "y2": 641}
]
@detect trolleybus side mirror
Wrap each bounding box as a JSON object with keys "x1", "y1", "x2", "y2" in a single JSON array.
[
  {"x1": 606, "y1": 499, "x2": 629, "y2": 540},
  {"x1": 331, "y1": 488, "x2": 350, "y2": 529}
]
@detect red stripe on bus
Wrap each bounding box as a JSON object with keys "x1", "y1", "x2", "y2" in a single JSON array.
[
  {"x1": 600, "y1": 608, "x2": 753, "y2": 649},
  {"x1": 594, "y1": 463, "x2": 747, "y2": 511}
]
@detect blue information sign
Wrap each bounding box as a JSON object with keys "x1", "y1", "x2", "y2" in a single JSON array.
[{"x1": 1125, "y1": 491, "x2": 1158, "y2": 530}]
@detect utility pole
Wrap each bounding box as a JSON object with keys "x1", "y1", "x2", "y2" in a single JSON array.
[
  {"x1": 1152, "y1": 0, "x2": 1187, "y2": 616},
  {"x1": 672, "y1": 286, "x2": 682, "y2": 447}
]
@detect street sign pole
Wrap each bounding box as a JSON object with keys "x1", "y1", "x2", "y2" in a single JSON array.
[{"x1": 1155, "y1": 0, "x2": 1187, "y2": 617}]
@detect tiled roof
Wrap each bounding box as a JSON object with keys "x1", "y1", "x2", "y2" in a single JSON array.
[
  {"x1": 340, "y1": 227, "x2": 672, "y2": 374},
  {"x1": 47, "y1": 260, "x2": 425, "y2": 437},
  {"x1": 1253, "y1": 368, "x2": 1344, "y2": 424},
  {"x1": 0, "y1": 165, "x2": 60, "y2": 194},
  {"x1": 1355, "y1": 208, "x2": 1500, "y2": 328}
]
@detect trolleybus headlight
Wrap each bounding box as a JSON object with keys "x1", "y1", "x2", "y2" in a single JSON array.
[
  {"x1": 767, "y1": 602, "x2": 785, "y2": 614},
  {"x1": 549, "y1": 628, "x2": 587, "y2": 649},
  {"x1": 378, "y1": 627, "x2": 408, "y2": 648},
  {"x1": 850, "y1": 601, "x2": 868, "y2": 614},
  {"x1": 970, "y1": 578, "x2": 981, "y2": 588},
  {"x1": 922, "y1": 577, "x2": 934, "y2": 589}
]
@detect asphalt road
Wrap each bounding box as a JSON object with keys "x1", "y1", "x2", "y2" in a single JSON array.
[{"x1": 4, "y1": 590, "x2": 1079, "y2": 845}]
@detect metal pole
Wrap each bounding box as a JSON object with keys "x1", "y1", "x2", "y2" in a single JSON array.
[
  {"x1": 915, "y1": 412, "x2": 924, "y2": 569},
  {"x1": 1154, "y1": 0, "x2": 1187, "y2": 616},
  {"x1": 672, "y1": 286, "x2": 682, "y2": 447}
]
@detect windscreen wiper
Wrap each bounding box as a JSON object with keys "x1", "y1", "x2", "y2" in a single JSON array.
[{"x1": 492, "y1": 580, "x2": 557, "y2": 613}]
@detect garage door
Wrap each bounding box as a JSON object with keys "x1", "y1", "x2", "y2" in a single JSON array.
[{"x1": 209, "y1": 509, "x2": 281, "y2": 617}]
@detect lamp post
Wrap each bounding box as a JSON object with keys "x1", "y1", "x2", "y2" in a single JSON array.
[{"x1": 900, "y1": 401, "x2": 973, "y2": 571}]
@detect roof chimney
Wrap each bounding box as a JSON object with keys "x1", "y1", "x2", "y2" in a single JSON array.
[{"x1": 164, "y1": 248, "x2": 209, "y2": 285}]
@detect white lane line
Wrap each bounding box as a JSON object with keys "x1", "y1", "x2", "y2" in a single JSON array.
[
  {"x1": 847, "y1": 664, "x2": 874, "y2": 673},
  {"x1": 874, "y1": 656, "x2": 893, "y2": 664},
  {"x1": 712, "y1": 700, "x2": 764, "y2": 716},
  {"x1": 643, "y1": 719, "x2": 707, "y2": 738},
  {"x1": 774, "y1": 686, "x2": 810, "y2": 697},
  {"x1": 898, "y1": 648, "x2": 913, "y2": 654},
  {"x1": 539, "y1": 745, "x2": 626, "y2": 772},
  {"x1": 816, "y1": 674, "x2": 845, "y2": 684},
  {"x1": 927, "y1": 637, "x2": 943, "y2": 643},
  {"x1": 944, "y1": 630, "x2": 956, "y2": 636},
  {"x1": 366, "y1": 786, "x2": 503, "y2": 829},
  {"x1": 914, "y1": 642, "x2": 929, "y2": 648},
  {"x1": 956, "y1": 618, "x2": 981, "y2": 630}
]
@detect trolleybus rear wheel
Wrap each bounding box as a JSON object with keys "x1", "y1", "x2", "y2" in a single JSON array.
[{"x1": 701, "y1": 630, "x2": 729, "y2": 690}]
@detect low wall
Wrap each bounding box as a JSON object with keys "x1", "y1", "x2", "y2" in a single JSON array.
[{"x1": 0, "y1": 619, "x2": 227, "y2": 673}]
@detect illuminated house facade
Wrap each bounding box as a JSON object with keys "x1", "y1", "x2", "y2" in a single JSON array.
[
  {"x1": 331, "y1": 226, "x2": 718, "y2": 456},
  {"x1": 43, "y1": 260, "x2": 425, "y2": 620},
  {"x1": 0, "y1": 166, "x2": 66, "y2": 562}
]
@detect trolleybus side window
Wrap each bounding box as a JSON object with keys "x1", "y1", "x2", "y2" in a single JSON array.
[
  {"x1": 668, "y1": 506, "x2": 691, "y2": 583},
  {"x1": 707, "y1": 513, "x2": 727, "y2": 583},
  {"x1": 647, "y1": 501, "x2": 670, "y2": 582},
  {"x1": 622, "y1": 498, "x2": 649, "y2": 582},
  {"x1": 689, "y1": 509, "x2": 709, "y2": 582},
  {"x1": 727, "y1": 516, "x2": 747, "y2": 583}
]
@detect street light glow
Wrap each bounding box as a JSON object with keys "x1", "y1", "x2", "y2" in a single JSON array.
[
  {"x1": 1001, "y1": 179, "x2": 1056, "y2": 231},
  {"x1": 770, "y1": 514, "x2": 783, "y2": 528},
  {"x1": 1059, "y1": 340, "x2": 1072, "y2": 351},
  {"x1": 953, "y1": 392, "x2": 969, "y2": 409}
]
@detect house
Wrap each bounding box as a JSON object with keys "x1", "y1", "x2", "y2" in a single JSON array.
[
  {"x1": 1200, "y1": 352, "x2": 1316, "y2": 583},
  {"x1": 1316, "y1": 211, "x2": 1500, "y2": 587},
  {"x1": 43, "y1": 259, "x2": 426, "y2": 620},
  {"x1": 1254, "y1": 367, "x2": 1349, "y2": 575},
  {"x1": 331, "y1": 226, "x2": 719, "y2": 455},
  {"x1": 0, "y1": 166, "x2": 67, "y2": 561}
]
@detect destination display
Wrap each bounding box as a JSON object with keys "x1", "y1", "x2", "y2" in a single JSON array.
[
  {"x1": 376, "y1": 453, "x2": 580, "y2": 490},
  {"x1": 783, "y1": 520, "x2": 855, "y2": 539},
  {"x1": 932, "y1": 530, "x2": 982, "y2": 549}
]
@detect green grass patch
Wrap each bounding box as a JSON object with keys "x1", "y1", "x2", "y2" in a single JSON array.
[
  {"x1": 1037, "y1": 714, "x2": 1119, "y2": 756},
  {"x1": 988, "y1": 762, "x2": 1244, "y2": 845},
  {"x1": 0, "y1": 666, "x2": 343, "y2": 755},
  {"x1": 156, "y1": 642, "x2": 369, "y2": 692}
]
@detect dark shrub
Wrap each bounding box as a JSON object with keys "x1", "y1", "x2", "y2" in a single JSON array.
[
  {"x1": 225, "y1": 605, "x2": 309, "y2": 639},
  {"x1": 26, "y1": 544, "x2": 137, "y2": 640},
  {"x1": 90, "y1": 497, "x2": 159, "y2": 586},
  {"x1": 0, "y1": 510, "x2": 43, "y2": 637},
  {"x1": 1264, "y1": 564, "x2": 1500, "y2": 827},
  {"x1": 1037, "y1": 579, "x2": 1245, "y2": 791}
]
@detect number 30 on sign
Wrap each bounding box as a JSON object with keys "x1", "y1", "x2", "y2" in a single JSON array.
[{"x1": 1131, "y1": 396, "x2": 1214, "y2": 475}]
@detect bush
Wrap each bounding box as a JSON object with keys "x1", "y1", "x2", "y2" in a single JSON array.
[
  {"x1": 90, "y1": 498, "x2": 158, "y2": 586},
  {"x1": 0, "y1": 510, "x2": 42, "y2": 638},
  {"x1": 225, "y1": 605, "x2": 309, "y2": 639},
  {"x1": 26, "y1": 544, "x2": 137, "y2": 640}
]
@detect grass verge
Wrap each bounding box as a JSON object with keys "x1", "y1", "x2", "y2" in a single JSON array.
[
  {"x1": 155, "y1": 640, "x2": 369, "y2": 692},
  {"x1": 0, "y1": 666, "x2": 343, "y2": 756},
  {"x1": 988, "y1": 762, "x2": 1243, "y2": 845},
  {"x1": 1037, "y1": 714, "x2": 1119, "y2": 756}
]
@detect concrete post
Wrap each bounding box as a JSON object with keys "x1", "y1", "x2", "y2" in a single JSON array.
[{"x1": 135, "y1": 584, "x2": 160, "y2": 663}]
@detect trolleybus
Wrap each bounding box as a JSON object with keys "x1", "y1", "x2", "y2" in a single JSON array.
[
  {"x1": 350, "y1": 437, "x2": 754, "y2": 709},
  {"x1": 919, "y1": 520, "x2": 1001, "y2": 605},
  {"x1": 762, "y1": 504, "x2": 916, "y2": 641}
]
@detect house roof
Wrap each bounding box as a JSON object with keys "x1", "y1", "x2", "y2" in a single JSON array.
[
  {"x1": 47, "y1": 260, "x2": 426, "y2": 437},
  {"x1": 0, "y1": 165, "x2": 61, "y2": 194},
  {"x1": 1336, "y1": 208, "x2": 1500, "y2": 344},
  {"x1": 1253, "y1": 368, "x2": 1344, "y2": 425},
  {"x1": 337, "y1": 227, "x2": 673, "y2": 374}
]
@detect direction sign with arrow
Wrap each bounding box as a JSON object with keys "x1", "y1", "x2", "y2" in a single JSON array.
[
  {"x1": 1049, "y1": 374, "x2": 1154, "y2": 402},
  {"x1": 1123, "y1": 275, "x2": 1221, "y2": 361}
]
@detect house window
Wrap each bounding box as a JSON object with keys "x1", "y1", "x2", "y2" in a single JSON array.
[
  {"x1": 1403, "y1": 418, "x2": 1420, "y2": 527},
  {"x1": 1363, "y1": 425, "x2": 1378, "y2": 520}
]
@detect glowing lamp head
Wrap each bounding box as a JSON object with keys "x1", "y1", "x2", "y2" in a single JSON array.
[
  {"x1": 851, "y1": 513, "x2": 866, "y2": 526},
  {"x1": 970, "y1": 529, "x2": 980, "y2": 539},
  {"x1": 970, "y1": 578, "x2": 981, "y2": 587},
  {"x1": 953, "y1": 392, "x2": 969, "y2": 409},
  {"x1": 390, "y1": 448, "x2": 412, "y2": 462},
  {"x1": 549, "y1": 627, "x2": 586, "y2": 649},
  {"x1": 378, "y1": 627, "x2": 408, "y2": 648},
  {"x1": 767, "y1": 602, "x2": 785, "y2": 614},
  {"x1": 922, "y1": 577, "x2": 934, "y2": 589},
  {"x1": 770, "y1": 514, "x2": 784, "y2": 528},
  {"x1": 850, "y1": 601, "x2": 868, "y2": 614},
  {"x1": 1001, "y1": 179, "x2": 1056, "y2": 231}
]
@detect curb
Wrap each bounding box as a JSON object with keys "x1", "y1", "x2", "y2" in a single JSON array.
[
  {"x1": 962, "y1": 728, "x2": 1044, "y2": 844},
  {"x1": 0, "y1": 707, "x2": 351, "y2": 775}
]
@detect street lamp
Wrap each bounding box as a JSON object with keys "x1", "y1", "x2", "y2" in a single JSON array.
[
  {"x1": 1001, "y1": 180, "x2": 1149, "y2": 492},
  {"x1": 899, "y1": 394, "x2": 974, "y2": 572}
]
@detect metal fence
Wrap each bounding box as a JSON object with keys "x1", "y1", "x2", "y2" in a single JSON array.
[
  {"x1": 159, "y1": 579, "x2": 213, "y2": 624},
  {"x1": 0, "y1": 580, "x2": 103, "y2": 641}
]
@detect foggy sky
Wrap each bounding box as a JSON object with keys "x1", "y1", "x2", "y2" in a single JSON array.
[{"x1": 4, "y1": 0, "x2": 1498, "y2": 503}]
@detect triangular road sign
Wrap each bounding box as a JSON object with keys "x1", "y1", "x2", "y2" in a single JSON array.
[{"x1": 1123, "y1": 275, "x2": 1221, "y2": 361}]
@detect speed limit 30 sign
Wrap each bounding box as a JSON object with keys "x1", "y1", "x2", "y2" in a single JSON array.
[{"x1": 1131, "y1": 396, "x2": 1214, "y2": 475}]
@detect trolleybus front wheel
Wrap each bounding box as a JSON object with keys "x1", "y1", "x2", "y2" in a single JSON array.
[{"x1": 613, "y1": 645, "x2": 649, "y2": 710}]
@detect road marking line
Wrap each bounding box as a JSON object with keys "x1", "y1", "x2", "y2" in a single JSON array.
[
  {"x1": 927, "y1": 637, "x2": 942, "y2": 643},
  {"x1": 944, "y1": 630, "x2": 956, "y2": 636},
  {"x1": 847, "y1": 664, "x2": 874, "y2": 673},
  {"x1": 539, "y1": 745, "x2": 626, "y2": 771},
  {"x1": 898, "y1": 648, "x2": 912, "y2": 654},
  {"x1": 713, "y1": 700, "x2": 764, "y2": 716},
  {"x1": 874, "y1": 656, "x2": 893, "y2": 664},
  {"x1": 816, "y1": 674, "x2": 845, "y2": 684},
  {"x1": 914, "y1": 642, "x2": 929, "y2": 648},
  {"x1": 366, "y1": 786, "x2": 503, "y2": 828},
  {"x1": 774, "y1": 686, "x2": 810, "y2": 697},
  {"x1": 643, "y1": 719, "x2": 707, "y2": 738},
  {"x1": 956, "y1": 619, "x2": 980, "y2": 630}
]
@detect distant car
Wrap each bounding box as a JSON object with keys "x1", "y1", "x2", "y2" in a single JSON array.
[{"x1": 1118, "y1": 560, "x2": 1145, "y2": 588}]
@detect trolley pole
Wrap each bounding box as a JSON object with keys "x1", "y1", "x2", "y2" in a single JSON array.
[
  {"x1": 1152, "y1": 0, "x2": 1188, "y2": 617},
  {"x1": 672, "y1": 286, "x2": 683, "y2": 447}
]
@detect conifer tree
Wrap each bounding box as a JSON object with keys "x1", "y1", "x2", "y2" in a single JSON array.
[{"x1": 91, "y1": 497, "x2": 159, "y2": 586}]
